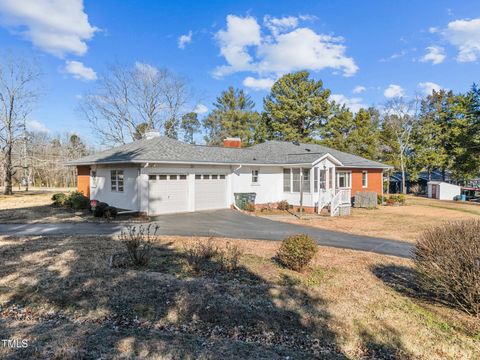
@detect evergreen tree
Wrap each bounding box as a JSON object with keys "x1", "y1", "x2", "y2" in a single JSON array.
[
  {"x1": 451, "y1": 84, "x2": 480, "y2": 178},
  {"x1": 133, "y1": 122, "x2": 150, "y2": 140},
  {"x1": 320, "y1": 104, "x2": 355, "y2": 152},
  {"x1": 203, "y1": 86, "x2": 259, "y2": 145},
  {"x1": 180, "y1": 112, "x2": 201, "y2": 144},
  {"x1": 262, "y1": 71, "x2": 332, "y2": 142}
]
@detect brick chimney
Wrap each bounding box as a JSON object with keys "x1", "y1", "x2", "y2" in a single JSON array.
[{"x1": 223, "y1": 137, "x2": 241, "y2": 148}]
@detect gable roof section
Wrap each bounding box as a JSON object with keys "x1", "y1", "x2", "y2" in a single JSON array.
[{"x1": 67, "y1": 137, "x2": 391, "y2": 169}]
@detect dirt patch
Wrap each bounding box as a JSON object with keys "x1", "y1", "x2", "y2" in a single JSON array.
[
  {"x1": 277, "y1": 196, "x2": 479, "y2": 243},
  {"x1": 0, "y1": 234, "x2": 477, "y2": 359}
]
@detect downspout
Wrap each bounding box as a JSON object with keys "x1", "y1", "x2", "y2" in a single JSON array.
[{"x1": 232, "y1": 165, "x2": 242, "y2": 209}]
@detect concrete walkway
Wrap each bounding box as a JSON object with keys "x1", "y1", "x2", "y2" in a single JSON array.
[{"x1": 0, "y1": 210, "x2": 412, "y2": 258}]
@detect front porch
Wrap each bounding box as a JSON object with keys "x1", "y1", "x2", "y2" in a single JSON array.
[{"x1": 282, "y1": 158, "x2": 353, "y2": 217}]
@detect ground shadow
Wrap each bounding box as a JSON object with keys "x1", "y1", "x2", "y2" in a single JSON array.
[{"x1": 0, "y1": 233, "x2": 349, "y2": 359}]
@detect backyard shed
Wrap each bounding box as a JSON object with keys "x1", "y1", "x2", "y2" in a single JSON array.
[{"x1": 427, "y1": 181, "x2": 461, "y2": 201}]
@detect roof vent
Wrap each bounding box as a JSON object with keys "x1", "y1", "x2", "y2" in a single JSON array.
[
  {"x1": 292, "y1": 141, "x2": 300, "y2": 146},
  {"x1": 144, "y1": 129, "x2": 161, "y2": 140},
  {"x1": 305, "y1": 148, "x2": 311, "y2": 152}
]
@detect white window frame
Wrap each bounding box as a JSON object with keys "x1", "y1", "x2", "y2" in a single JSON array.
[
  {"x1": 362, "y1": 171, "x2": 368, "y2": 188},
  {"x1": 111, "y1": 170, "x2": 124, "y2": 192},
  {"x1": 251, "y1": 169, "x2": 259, "y2": 184},
  {"x1": 336, "y1": 171, "x2": 352, "y2": 189},
  {"x1": 283, "y1": 167, "x2": 312, "y2": 193}
]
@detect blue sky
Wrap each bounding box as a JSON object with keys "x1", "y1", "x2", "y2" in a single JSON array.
[{"x1": 0, "y1": 0, "x2": 479, "y2": 143}]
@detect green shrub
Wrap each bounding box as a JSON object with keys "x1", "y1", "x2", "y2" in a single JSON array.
[
  {"x1": 389, "y1": 194, "x2": 406, "y2": 205},
  {"x1": 244, "y1": 202, "x2": 255, "y2": 212},
  {"x1": 52, "y1": 193, "x2": 68, "y2": 207},
  {"x1": 68, "y1": 191, "x2": 90, "y2": 210},
  {"x1": 104, "y1": 206, "x2": 118, "y2": 219},
  {"x1": 413, "y1": 220, "x2": 480, "y2": 316},
  {"x1": 277, "y1": 200, "x2": 290, "y2": 211},
  {"x1": 277, "y1": 234, "x2": 318, "y2": 272},
  {"x1": 377, "y1": 194, "x2": 386, "y2": 205},
  {"x1": 93, "y1": 202, "x2": 109, "y2": 217}
]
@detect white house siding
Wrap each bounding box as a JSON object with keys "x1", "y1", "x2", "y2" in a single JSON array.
[
  {"x1": 90, "y1": 165, "x2": 141, "y2": 211},
  {"x1": 231, "y1": 166, "x2": 284, "y2": 205}
]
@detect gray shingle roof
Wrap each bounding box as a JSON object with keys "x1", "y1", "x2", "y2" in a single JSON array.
[{"x1": 67, "y1": 136, "x2": 391, "y2": 168}]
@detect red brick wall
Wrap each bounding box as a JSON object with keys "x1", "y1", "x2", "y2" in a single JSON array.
[
  {"x1": 77, "y1": 165, "x2": 90, "y2": 197},
  {"x1": 339, "y1": 168, "x2": 383, "y2": 196}
]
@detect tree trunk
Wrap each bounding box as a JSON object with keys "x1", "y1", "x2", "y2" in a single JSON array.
[
  {"x1": 400, "y1": 153, "x2": 407, "y2": 194},
  {"x1": 3, "y1": 143, "x2": 13, "y2": 195}
]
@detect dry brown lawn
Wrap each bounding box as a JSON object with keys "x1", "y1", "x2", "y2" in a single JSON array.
[
  {"x1": 278, "y1": 195, "x2": 480, "y2": 243},
  {"x1": 0, "y1": 191, "x2": 84, "y2": 223},
  {"x1": 0, "y1": 234, "x2": 478, "y2": 359}
]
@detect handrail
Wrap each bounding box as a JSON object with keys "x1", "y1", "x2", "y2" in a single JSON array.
[
  {"x1": 330, "y1": 190, "x2": 341, "y2": 216},
  {"x1": 317, "y1": 188, "x2": 332, "y2": 214}
]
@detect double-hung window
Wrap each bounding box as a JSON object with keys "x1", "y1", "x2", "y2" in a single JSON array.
[
  {"x1": 336, "y1": 171, "x2": 351, "y2": 189},
  {"x1": 283, "y1": 169, "x2": 291, "y2": 192},
  {"x1": 283, "y1": 168, "x2": 311, "y2": 192},
  {"x1": 362, "y1": 171, "x2": 368, "y2": 188},
  {"x1": 251, "y1": 169, "x2": 259, "y2": 184},
  {"x1": 111, "y1": 170, "x2": 124, "y2": 192}
]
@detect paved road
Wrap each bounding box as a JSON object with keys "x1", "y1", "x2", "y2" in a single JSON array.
[{"x1": 0, "y1": 210, "x2": 412, "y2": 258}]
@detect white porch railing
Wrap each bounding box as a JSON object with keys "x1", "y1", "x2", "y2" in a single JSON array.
[
  {"x1": 330, "y1": 189, "x2": 351, "y2": 217},
  {"x1": 316, "y1": 189, "x2": 333, "y2": 214}
]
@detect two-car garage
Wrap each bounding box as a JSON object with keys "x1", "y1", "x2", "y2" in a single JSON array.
[{"x1": 147, "y1": 172, "x2": 228, "y2": 215}]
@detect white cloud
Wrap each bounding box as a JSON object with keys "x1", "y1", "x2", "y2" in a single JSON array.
[
  {"x1": 213, "y1": 15, "x2": 261, "y2": 78},
  {"x1": 420, "y1": 46, "x2": 446, "y2": 65},
  {"x1": 418, "y1": 81, "x2": 442, "y2": 95},
  {"x1": 263, "y1": 15, "x2": 298, "y2": 35},
  {"x1": 0, "y1": 0, "x2": 97, "y2": 57},
  {"x1": 384, "y1": 84, "x2": 405, "y2": 98},
  {"x1": 213, "y1": 15, "x2": 357, "y2": 79},
  {"x1": 134, "y1": 62, "x2": 158, "y2": 77},
  {"x1": 352, "y1": 85, "x2": 366, "y2": 94},
  {"x1": 330, "y1": 94, "x2": 366, "y2": 113},
  {"x1": 178, "y1": 30, "x2": 192, "y2": 49},
  {"x1": 444, "y1": 18, "x2": 480, "y2": 62},
  {"x1": 64, "y1": 60, "x2": 97, "y2": 81},
  {"x1": 242, "y1": 76, "x2": 275, "y2": 91},
  {"x1": 193, "y1": 103, "x2": 208, "y2": 114},
  {"x1": 27, "y1": 119, "x2": 49, "y2": 133}
]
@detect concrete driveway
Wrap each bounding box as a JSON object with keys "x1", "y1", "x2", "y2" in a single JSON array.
[{"x1": 0, "y1": 209, "x2": 412, "y2": 258}]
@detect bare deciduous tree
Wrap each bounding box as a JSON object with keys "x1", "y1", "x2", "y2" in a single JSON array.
[
  {"x1": 0, "y1": 54, "x2": 41, "y2": 195},
  {"x1": 79, "y1": 63, "x2": 190, "y2": 146},
  {"x1": 382, "y1": 96, "x2": 420, "y2": 194}
]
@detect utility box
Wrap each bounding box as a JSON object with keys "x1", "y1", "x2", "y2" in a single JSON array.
[{"x1": 234, "y1": 192, "x2": 256, "y2": 210}]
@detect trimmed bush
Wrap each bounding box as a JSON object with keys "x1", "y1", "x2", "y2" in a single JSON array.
[
  {"x1": 277, "y1": 234, "x2": 318, "y2": 272},
  {"x1": 52, "y1": 193, "x2": 68, "y2": 207},
  {"x1": 277, "y1": 200, "x2": 290, "y2": 211},
  {"x1": 377, "y1": 194, "x2": 386, "y2": 205},
  {"x1": 413, "y1": 220, "x2": 480, "y2": 315},
  {"x1": 389, "y1": 194, "x2": 406, "y2": 205},
  {"x1": 69, "y1": 191, "x2": 90, "y2": 210},
  {"x1": 104, "y1": 206, "x2": 118, "y2": 219},
  {"x1": 93, "y1": 202, "x2": 109, "y2": 217}
]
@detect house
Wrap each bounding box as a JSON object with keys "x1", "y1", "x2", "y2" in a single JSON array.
[
  {"x1": 427, "y1": 181, "x2": 462, "y2": 201},
  {"x1": 68, "y1": 131, "x2": 391, "y2": 216},
  {"x1": 389, "y1": 170, "x2": 452, "y2": 194}
]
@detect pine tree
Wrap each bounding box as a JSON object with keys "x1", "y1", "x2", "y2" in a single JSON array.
[
  {"x1": 180, "y1": 112, "x2": 201, "y2": 144},
  {"x1": 203, "y1": 87, "x2": 259, "y2": 145},
  {"x1": 320, "y1": 104, "x2": 355, "y2": 152},
  {"x1": 262, "y1": 71, "x2": 332, "y2": 142}
]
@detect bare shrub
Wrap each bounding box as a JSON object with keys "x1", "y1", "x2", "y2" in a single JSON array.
[
  {"x1": 218, "y1": 242, "x2": 242, "y2": 272},
  {"x1": 277, "y1": 234, "x2": 318, "y2": 272},
  {"x1": 413, "y1": 220, "x2": 480, "y2": 316},
  {"x1": 120, "y1": 224, "x2": 159, "y2": 266},
  {"x1": 244, "y1": 202, "x2": 255, "y2": 212},
  {"x1": 185, "y1": 237, "x2": 219, "y2": 273},
  {"x1": 277, "y1": 200, "x2": 290, "y2": 211}
]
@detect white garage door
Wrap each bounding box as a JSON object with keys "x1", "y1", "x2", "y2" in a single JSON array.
[
  {"x1": 148, "y1": 174, "x2": 188, "y2": 215},
  {"x1": 195, "y1": 174, "x2": 227, "y2": 211}
]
